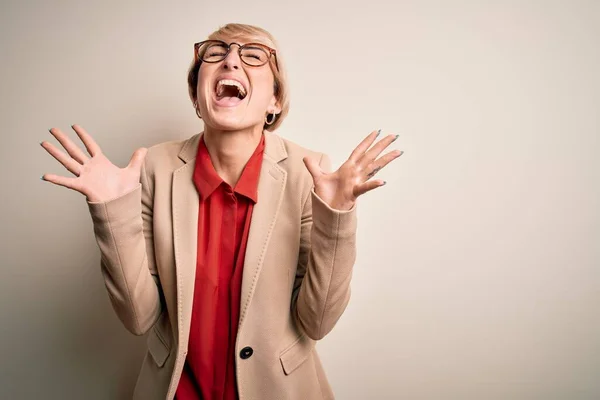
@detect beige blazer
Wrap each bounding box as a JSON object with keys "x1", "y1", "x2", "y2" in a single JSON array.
[{"x1": 87, "y1": 131, "x2": 357, "y2": 400}]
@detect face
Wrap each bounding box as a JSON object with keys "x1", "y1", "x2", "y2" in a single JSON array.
[{"x1": 196, "y1": 37, "x2": 281, "y2": 131}]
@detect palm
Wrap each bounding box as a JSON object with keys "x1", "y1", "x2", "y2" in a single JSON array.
[
  {"x1": 303, "y1": 130, "x2": 403, "y2": 211},
  {"x1": 40, "y1": 125, "x2": 147, "y2": 203},
  {"x1": 74, "y1": 153, "x2": 141, "y2": 202}
]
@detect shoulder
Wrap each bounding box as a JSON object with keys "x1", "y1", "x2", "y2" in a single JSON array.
[
  {"x1": 275, "y1": 134, "x2": 330, "y2": 172},
  {"x1": 146, "y1": 133, "x2": 198, "y2": 162},
  {"x1": 270, "y1": 134, "x2": 332, "y2": 207},
  {"x1": 144, "y1": 133, "x2": 200, "y2": 175}
]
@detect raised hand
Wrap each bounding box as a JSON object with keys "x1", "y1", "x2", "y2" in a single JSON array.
[
  {"x1": 302, "y1": 130, "x2": 403, "y2": 211},
  {"x1": 40, "y1": 125, "x2": 147, "y2": 203}
]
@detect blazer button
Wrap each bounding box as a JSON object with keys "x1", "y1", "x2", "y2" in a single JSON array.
[{"x1": 240, "y1": 346, "x2": 253, "y2": 359}]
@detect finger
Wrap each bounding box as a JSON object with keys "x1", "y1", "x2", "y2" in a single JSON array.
[
  {"x1": 127, "y1": 148, "x2": 148, "y2": 171},
  {"x1": 40, "y1": 141, "x2": 83, "y2": 176},
  {"x1": 48, "y1": 127, "x2": 89, "y2": 164},
  {"x1": 72, "y1": 124, "x2": 102, "y2": 157},
  {"x1": 360, "y1": 134, "x2": 399, "y2": 166},
  {"x1": 364, "y1": 149, "x2": 403, "y2": 179},
  {"x1": 303, "y1": 156, "x2": 324, "y2": 181},
  {"x1": 41, "y1": 173, "x2": 80, "y2": 191},
  {"x1": 353, "y1": 179, "x2": 386, "y2": 197},
  {"x1": 348, "y1": 130, "x2": 380, "y2": 162}
]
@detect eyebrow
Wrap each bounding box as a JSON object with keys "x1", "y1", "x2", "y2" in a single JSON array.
[{"x1": 243, "y1": 44, "x2": 266, "y2": 49}]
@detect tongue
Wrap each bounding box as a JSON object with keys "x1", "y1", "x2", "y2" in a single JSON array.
[{"x1": 216, "y1": 96, "x2": 242, "y2": 107}]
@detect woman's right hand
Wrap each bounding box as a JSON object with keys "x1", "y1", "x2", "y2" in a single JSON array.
[{"x1": 41, "y1": 124, "x2": 148, "y2": 203}]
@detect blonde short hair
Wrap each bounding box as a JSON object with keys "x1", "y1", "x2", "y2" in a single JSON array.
[{"x1": 187, "y1": 23, "x2": 289, "y2": 132}]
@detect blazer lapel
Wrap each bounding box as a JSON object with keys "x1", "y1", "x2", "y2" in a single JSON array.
[
  {"x1": 172, "y1": 133, "x2": 201, "y2": 351},
  {"x1": 238, "y1": 131, "x2": 288, "y2": 328}
]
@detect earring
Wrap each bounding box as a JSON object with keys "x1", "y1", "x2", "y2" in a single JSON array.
[
  {"x1": 265, "y1": 112, "x2": 276, "y2": 125},
  {"x1": 193, "y1": 102, "x2": 202, "y2": 119}
]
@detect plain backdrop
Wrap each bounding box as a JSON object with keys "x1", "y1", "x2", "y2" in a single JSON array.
[{"x1": 1, "y1": 0, "x2": 599, "y2": 399}]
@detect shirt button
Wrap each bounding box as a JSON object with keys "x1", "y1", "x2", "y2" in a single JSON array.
[{"x1": 240, "y1": 346, "x2": 254, "y2": 359}]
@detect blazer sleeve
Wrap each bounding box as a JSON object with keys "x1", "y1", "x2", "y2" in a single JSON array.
[
  {"x1": 86, "y1": 156, "x2": 162, "y2": 336},
  {"x1": 291, "y1": 153, "x2": 358, "y2": 340}
]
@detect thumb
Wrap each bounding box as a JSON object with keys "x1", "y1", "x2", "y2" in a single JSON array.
[
  {"x1": 127, "y1": 147, "x2": 148, "y2": 171},
  {"x1": 302, "y1": 156, "x2": 323, "y2": 181}
]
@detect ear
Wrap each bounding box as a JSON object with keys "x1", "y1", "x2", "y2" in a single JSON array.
[{"x1": 268, "y1": 95, "x2": 282, "y2": 115}]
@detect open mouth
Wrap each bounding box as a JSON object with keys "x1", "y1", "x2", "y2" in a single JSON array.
[{"x1": 214, "y1": 79, "x2": 247, "y2": 106}]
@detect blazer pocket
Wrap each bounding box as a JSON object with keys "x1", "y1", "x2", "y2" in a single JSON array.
[
  {"x1": 279, "y1": 333, "x2": 314, "y2": 375},
  {"x1": 147, "y1": 326, "x2": 170, "y2": 367}
]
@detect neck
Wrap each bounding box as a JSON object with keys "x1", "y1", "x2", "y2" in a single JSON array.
[{"x1": 202, "y1": 124, "x2": 264, "y2": 187}]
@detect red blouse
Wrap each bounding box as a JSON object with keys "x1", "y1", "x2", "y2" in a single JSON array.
[{"x1": 175, "y1": 134, "x2": 265, "y2": 400}]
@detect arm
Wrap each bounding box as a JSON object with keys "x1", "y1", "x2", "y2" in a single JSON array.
[
  {"x1": 87, "y1": 157, "x2": 161, "y2": 336},
  {"x1": 40, "y1": 125, "x2": 163, "y2": 336},
  {"x1": 291, "y1": 129, "x2": 402, "y2": 339},
  {"x1": 291, "y1": 153, "x2": 358, "y2": 340}
]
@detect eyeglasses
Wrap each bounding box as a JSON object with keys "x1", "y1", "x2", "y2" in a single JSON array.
[{"x1": 194, "y1": 40, "x2": 279, "y2": 70}]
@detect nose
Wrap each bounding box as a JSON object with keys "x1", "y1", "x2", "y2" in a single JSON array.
[{"x1": 222, "y1": 43, "x2": 242, "y2": 70}]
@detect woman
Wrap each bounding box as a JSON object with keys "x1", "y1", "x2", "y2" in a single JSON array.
[{"x1": 41, "y1": 23, "x2": 402, "y2": 400}]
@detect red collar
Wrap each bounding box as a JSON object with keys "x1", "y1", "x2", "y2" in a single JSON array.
[{"x1": 193, "y1": 134, "x2": 265, "y2": 203}]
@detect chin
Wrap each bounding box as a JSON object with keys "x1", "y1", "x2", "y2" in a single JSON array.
[{"x1": 205, "y1": 114, "x2": 258, "y2": 132}]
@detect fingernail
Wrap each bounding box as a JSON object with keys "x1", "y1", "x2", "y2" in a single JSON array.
[
  {"x1": 393, "y1": 134, "x2": 399, "y2": 142},
  {"x1": 382, "y1": 181, "x2": 387, "y2": 186},
  {"x1": 40, "y1": 175, "x2": 45, "y2": 181},
  {"x1": 376, "y1": 129, "x2": 381, "y2": 137},
  {"x1": 399, "y1": 150, "x2": 404, "y2": 156}
]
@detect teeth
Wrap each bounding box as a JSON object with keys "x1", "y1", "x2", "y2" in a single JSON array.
[{"x1": 216, "y1": 79, "x2": 247, "y2": 98}]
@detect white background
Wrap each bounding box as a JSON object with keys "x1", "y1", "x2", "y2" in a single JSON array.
[{"x1": 1, "y1": 0, "x2": 599, "y2": 398}]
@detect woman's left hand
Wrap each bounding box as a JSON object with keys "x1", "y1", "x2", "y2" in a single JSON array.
[{"x1": 303, "y1": 130, "x2": 403, "y2": 211}]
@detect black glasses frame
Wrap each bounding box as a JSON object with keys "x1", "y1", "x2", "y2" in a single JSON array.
[{"x1": 194, "y1": 40, "x2": 279, "y2": 71}]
